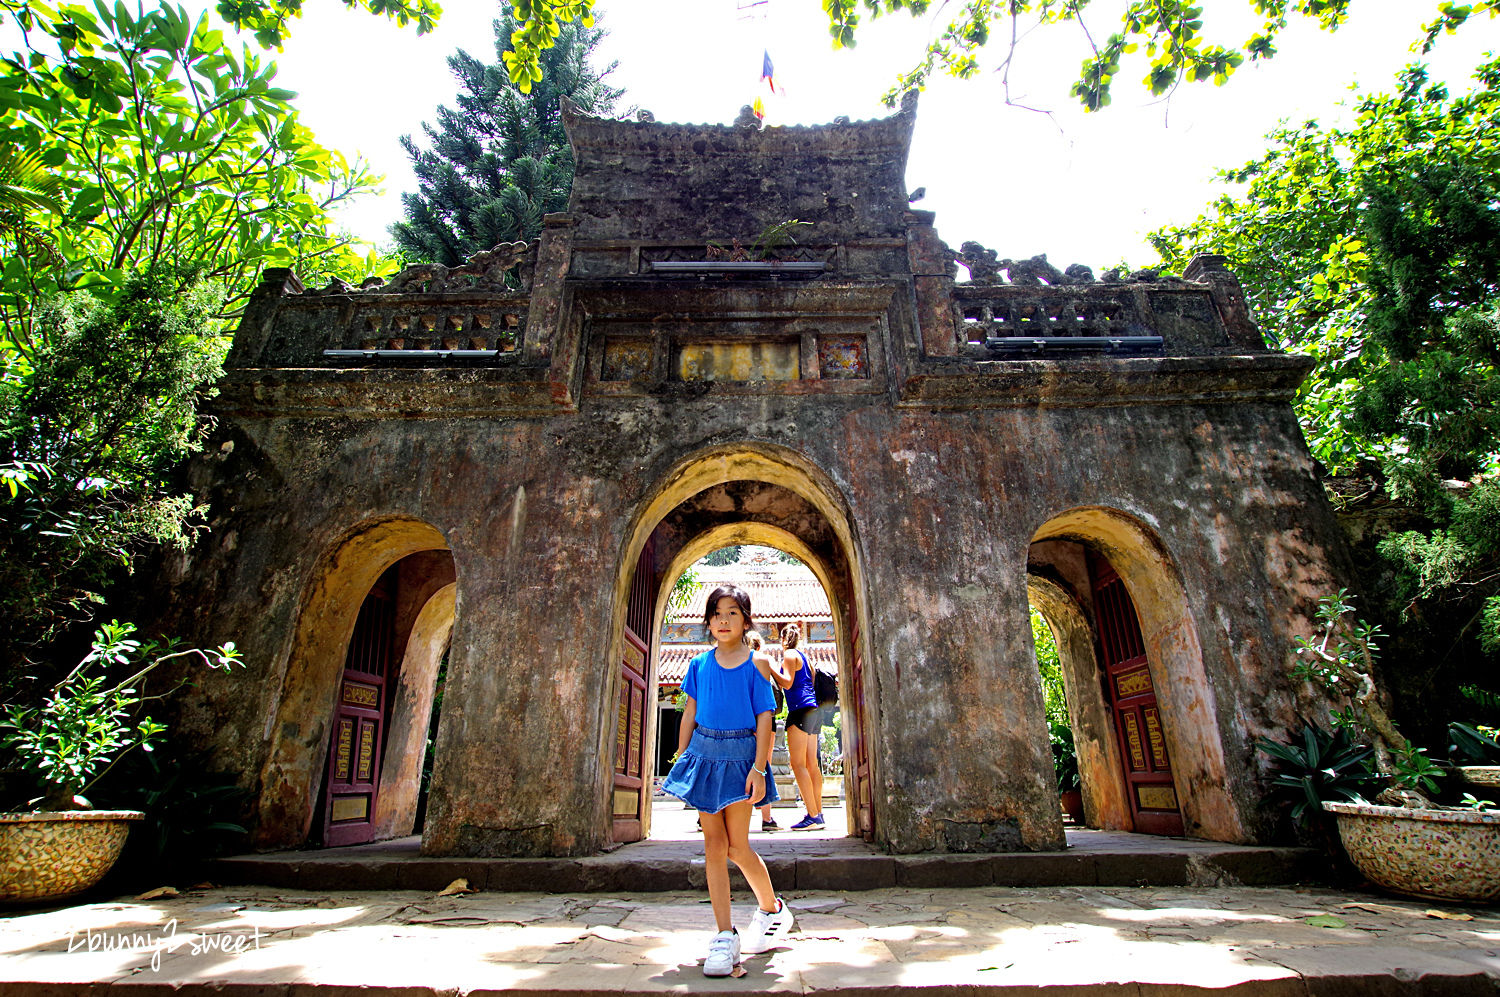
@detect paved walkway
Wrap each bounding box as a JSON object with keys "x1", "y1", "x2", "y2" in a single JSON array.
[
  {"x1": 7, "y1": 800, "x2": 1496, "y2": 994},
  {"x1": 3, "y1": 880, "x2": 1498, "y2": 994}
]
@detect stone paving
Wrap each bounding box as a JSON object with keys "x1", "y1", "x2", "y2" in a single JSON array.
[{"x1": 3, "y1": 880, "x2": 1498, "y2": 994}]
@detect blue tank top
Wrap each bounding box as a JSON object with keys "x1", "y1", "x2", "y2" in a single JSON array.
[
  {"x1": 787, "y1": 649, "x2": 817, "y2": 711},
  {"x1": 682, "y1": 648, "x2": 778, "y2": 730}
]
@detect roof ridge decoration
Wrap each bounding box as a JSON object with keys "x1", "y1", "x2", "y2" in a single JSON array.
[{"x1": 558, "y1": 91, "x2": 918, "y2": 157}]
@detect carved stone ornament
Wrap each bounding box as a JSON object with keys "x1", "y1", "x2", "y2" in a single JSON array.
[
  {"x1": 308, "y1": 241, "x2": 537, "y2": 296},
  {"x1": 956, "y1": 242, "x2": 1173, "y2": 286}
]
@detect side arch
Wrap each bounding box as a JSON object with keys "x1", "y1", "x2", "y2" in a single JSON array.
[
  {"x1": 1026, "y1": 573, "x2": 1131, "y2": 830},
  {"x1": 1030, "y1": 506, "x2": 1246, "y2": 842},
  {"x1": 256, "y1": 517, "x2": 450, "y2": 849},
  {"x1": 373, "y1": 581, "x2": 456, "y2": 840}
]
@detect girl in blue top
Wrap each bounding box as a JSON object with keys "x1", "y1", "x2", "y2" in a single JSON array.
[{"x1": 661, "y1": 584, "x2": 794, "y2": 976}]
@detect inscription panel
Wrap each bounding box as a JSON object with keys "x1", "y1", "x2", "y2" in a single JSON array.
[
  {"x1": 334, "y1": 719, "x2": 354, "y2": 781},
  {"x1": 602, "y1": 338, "x2": 654, "y2": 381},
  {"x1": 342, "y1": 681, "x2": 378, "y2": 708},
  {"x1": 1137, "y1": 785, "x2": 1179, "y2": 811},
  {"x1": 676, "y1": 341, "x2": 800, "y2": 382},
  {"x1": 1122, "y1": 712, "x2": 1147, "y2": 771},
  {"x1": 331, "y1": 795, "x2": 369, "y2": 822},
  {"x1": 1143, "y1": 707, "x2": 1170, "y2": 770}
]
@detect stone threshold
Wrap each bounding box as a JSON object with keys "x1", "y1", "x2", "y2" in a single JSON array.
[{"x1": 209, "y1": 828, "x2": 1324, "y2": 894}]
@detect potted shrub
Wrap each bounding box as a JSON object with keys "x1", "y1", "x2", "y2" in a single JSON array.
[
  {"x1": 1289, "y1": 591, "x2": 1500, "y2": 902},
  {"x1": 1051, "y1": 719, "x2": 1084, "y2": 823},
  {"x1": 1, "y1": 620, "x2": 239, "y2": 903},
  {"x1": 1449, "y1": 722, "x2": 1500, "y2": 794}
]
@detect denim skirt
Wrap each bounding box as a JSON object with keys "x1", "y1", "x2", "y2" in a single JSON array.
[{"x1": 662, "y1": 726, "x2": 779, "y2": 813}]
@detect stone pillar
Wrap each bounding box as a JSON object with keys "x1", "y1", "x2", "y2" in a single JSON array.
[
  {"x1": 525, "y1": 213, "x2": 580, "y2": 403},
  {"x1": 906, "y1": 209, "x2": 960, "y2": 357},
  {"x1": 852, "y1": 434, "x2": 1065, "y2": 852},
  {"x1": 420, "y1": 477, "x2": 619, "y2": 857},
  {"x1": 1185, "y1": 253, "x2": 1266, "y2": 351},
  {"x1": 225, "y1": 267, "x2": 303, "y2": 368}
]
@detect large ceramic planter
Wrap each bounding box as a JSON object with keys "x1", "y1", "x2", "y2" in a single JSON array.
[
  {"x1": 0, "y1": 810, "x2": 143, "y2": 903},
  {"x1": 1323, "y1": 801, "x2": 1500, "y2": 902},
  {"x1": 1458, "y1": 766, "x2": 1500, "y2": 790}
]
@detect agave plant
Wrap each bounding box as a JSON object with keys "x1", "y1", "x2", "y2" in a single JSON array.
[
  {"x1": 1449, "y1": 722, "x2": 1500, "y2": 764},
  {"x1": 1257, "y1": 721, "x2": 1378, "y2": 825}
]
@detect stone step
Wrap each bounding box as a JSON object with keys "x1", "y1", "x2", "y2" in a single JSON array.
[{"x1": 208, "y1": 828, "x2": 1323, "y2": 895}]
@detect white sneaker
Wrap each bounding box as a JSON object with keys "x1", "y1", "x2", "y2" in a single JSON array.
[
  {"x1": 741, "y1": 897, "x2": 793, "y2": 954},
  {"x1": 703, "y1": 929, "x2": 740, "y2": 976}
]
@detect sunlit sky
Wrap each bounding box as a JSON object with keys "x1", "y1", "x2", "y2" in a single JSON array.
[{"x1": 260, "y1": 0, "x2": 1497, "y2": 268}]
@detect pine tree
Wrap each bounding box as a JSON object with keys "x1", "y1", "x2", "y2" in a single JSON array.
[{"x1": 392, "y1": 15, "x2": 624, "y2": 265}]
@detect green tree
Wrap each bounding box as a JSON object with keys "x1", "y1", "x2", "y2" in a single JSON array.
[
  {"x1": 1, "y1": 0, "x2": 440, "y2": 105},
  {"x1": 1152, "y1": 56, "x2": 1500, "y2": 738},
  {"x1": 701, "y1": 546, "x2": 743, "y2": 568},
  {"x1": 214, "y1": 0, "x2": 441, "y2": 48},
  {"x1": 0, "y1": 1, "x2": 393, "y2": 353},
  {"x1": 498, "y1": 0, "x2": 1495, "y2": 112},
  {"x1": 393, "y1": 13, "x2": 623, "y2": 265},
  {"x1": 0, "y1": 270, "x2": 226, "y2": 674},
  {"x1": 0, "y1": 2, "x2": 402, "y2": 683}
]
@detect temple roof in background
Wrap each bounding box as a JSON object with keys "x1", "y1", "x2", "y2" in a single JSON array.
[{"x1": 658, "y1": 642, "x2": 838, "y2": 686}]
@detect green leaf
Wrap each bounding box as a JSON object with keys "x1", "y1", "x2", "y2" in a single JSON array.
[{"x1": 1304, "y1": 915, "x2": 1347, "y2": 928}]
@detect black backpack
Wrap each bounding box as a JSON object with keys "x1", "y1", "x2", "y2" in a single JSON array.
[{"x1": 813, "y1": 664, "x2": 838, "y2": 705}]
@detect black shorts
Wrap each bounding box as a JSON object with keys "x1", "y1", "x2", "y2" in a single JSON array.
[{"x1": 786, "y1": 706, "x2": 819, "y2": 735}]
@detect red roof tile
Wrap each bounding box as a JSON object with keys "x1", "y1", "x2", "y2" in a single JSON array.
[{"x1": 669, "y1": 579, "x2": 831, "y2": 622}]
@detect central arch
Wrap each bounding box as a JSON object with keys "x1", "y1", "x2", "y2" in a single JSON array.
[{"x1": 606, "y1": 443, "x2": 878, "y2": 842}]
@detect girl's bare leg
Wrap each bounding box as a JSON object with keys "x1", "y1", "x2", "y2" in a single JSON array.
[
  {"x1": 700, "y1": 809, "x2": 734, "y2": 931},
  {"x1": 720, "y1": 799, "x2": 777, "y2": 911},
  {"x1": 786, "y1": 726, "x2": 823, "y2": 818}
]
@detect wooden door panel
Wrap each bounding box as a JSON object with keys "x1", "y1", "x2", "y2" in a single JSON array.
[
  {"x1": 612, "y1": 626, "x2": 648, "y2": 843},
  {"x1": 324, "y1": 580, "x2": 394, "y2": 847},
  {"x1": 847, "y1": 610, "x2": 872, "y2": 839},
  {"x1": 1090, "y1": 554, "x2": 1184, "y2": 837}
]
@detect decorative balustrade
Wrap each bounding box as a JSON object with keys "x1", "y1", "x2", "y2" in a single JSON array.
[
  {"x1": 332, "y1": 302, "x2": 525, "y2": 356},
  {"x1": 946, "y1": 248, "x2": 1259, "y2": 356}
]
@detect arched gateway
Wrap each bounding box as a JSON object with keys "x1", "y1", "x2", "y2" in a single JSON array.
[{"x1": 162, "y1": 95, "x2": 1351, "y2": 857}]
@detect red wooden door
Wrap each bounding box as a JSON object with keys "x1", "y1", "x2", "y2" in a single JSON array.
[
  {"x1": 846, "y1": 606, "x2": 873, "y2": 840},
  {"x1": 1089, "y1": 553, "x2": 1185, "y2": 836},
  {"x1": 323, "y1": 574, "x2": 395, "y2": 846},
  {"x1": 612, "y1": 546, "x2": 655, "y2": 843},
  {"x1": 612, "y1": 625, "x2": 649, "y2": 842}
]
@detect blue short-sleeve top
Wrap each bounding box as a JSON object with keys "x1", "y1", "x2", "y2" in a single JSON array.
[{"x1": 682, "y1": 649, "x2": 777, "y2": 730}]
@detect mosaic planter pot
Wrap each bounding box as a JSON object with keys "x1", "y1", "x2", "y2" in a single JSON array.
[
  {"x1": 1458, "y1": 766, "x2": 1500, "y2": 790},
  {"x1": 0, "y1": 810, "x2": 143, "y2": 903},
  {"x1": 1323, "y1": 801, "x2": 1500, "y2": 902}
]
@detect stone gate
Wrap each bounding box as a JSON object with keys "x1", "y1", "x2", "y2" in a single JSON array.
[{"x1": 161, "y1": 96, "x2": 1350, "y2": 857}]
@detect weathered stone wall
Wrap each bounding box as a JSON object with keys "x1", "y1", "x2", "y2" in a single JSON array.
[{"x1": 152, "y1": 100, "x2": 1353, "y2": 857}]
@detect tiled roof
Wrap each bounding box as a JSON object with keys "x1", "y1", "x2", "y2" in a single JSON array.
[
  {"x1": 669, "y1": 579, "x2": 832, "y2": 622},
  {"x1": 657, "y1": 642, "x2": 839, "y2": 685}
]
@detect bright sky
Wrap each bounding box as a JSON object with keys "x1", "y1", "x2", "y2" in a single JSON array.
[{"x1": 265, "y1": 0, "x2": 1497, "y2": 268}]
